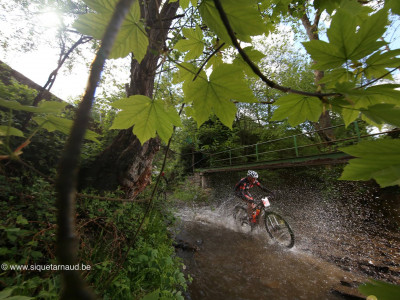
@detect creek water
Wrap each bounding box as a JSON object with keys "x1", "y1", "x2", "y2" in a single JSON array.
[{"x1": 172, "y1": 195, "x2": 400, "y2": 300}]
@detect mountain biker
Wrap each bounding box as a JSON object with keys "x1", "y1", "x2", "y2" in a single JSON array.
[{"x1": 234, "y1": 170, "x2": 273, "y2": 223}]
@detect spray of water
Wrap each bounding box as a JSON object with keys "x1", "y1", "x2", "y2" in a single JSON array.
[{"x1": 174, "y1": 167, "x2": 400, "y2": 286}]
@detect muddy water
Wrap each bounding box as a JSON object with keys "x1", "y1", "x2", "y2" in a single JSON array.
[{"x1": 173, "y1": 205, "x2": 368, "y2": 300}]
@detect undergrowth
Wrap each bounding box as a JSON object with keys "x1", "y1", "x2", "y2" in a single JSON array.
[{"x1": 0, "y1": 174, "x2": 187, "y2": 299}]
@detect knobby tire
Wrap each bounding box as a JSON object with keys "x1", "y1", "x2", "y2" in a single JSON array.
[{"x1": 264, "y1": 211, "x2": 295, "y2": 248}]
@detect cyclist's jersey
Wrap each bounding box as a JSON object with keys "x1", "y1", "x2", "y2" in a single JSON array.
[
  {"x1": 234, "y1": 177, "x2": 261, "y2": 192},
  {"x1": 234, "y1": 177, "x2": 267, "y2": 203}
]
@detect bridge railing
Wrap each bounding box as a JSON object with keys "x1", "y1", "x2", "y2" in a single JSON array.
[{"x1": 204, "y1": 122, "x2": 397, "y2": 169}]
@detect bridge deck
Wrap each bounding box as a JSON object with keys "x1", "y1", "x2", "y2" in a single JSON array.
[{"x1": 195, "y1": 152, "x2": 353, "y2": 173}]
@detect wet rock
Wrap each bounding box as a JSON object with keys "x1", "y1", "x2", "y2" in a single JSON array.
[
  {"x1": 340, "y1": 280, "x2": 354, "y2": 287},
  {"x1": 173, "y1": 239, "x2": 200, "y2": 252}
]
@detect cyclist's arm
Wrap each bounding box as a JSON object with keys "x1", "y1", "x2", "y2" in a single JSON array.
[
  {"x1": 235, "y1": 183, "x2": 255, "y2": 204},
  {"x1": 256, "y1": 181, "x2": 274, "y2": 196}
]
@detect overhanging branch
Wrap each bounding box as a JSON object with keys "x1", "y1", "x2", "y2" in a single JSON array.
[
  {"x1": 55, "y1": 0, "x2": 136, "y2": 298},
  {"x1": 212, "y1": 0, "x2": 340, "y2": 100}
]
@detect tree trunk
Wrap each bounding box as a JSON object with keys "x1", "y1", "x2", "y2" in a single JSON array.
[
  {"x1": 80, "y1": 1, "x2": 179, "y2": 197},
  {"x1": 301, "y1": 11, "x2": 335, "y2": 143}
]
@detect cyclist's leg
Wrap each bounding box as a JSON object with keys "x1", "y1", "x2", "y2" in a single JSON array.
[{"x1": 236, "y1": 191, "x2": 255, "y2": 221}]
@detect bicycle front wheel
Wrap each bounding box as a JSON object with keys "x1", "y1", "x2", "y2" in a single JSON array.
[{"x1": 264, "y1": 211, "x2": 295, "y2": 248}]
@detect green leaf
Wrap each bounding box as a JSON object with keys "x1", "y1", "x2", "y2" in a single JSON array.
[
  {"x1": 347, "y1": 9, "x2": 388, "y2": 60},
  {"x1": 364, "y1": 49, "x2": 400, "y2": 80},
  {"x1": 317, "y1": 68, "x2": 353, "y2": 88},
  {"x1": 0, "y1": 126, "x2": 24, "y2": 137},
  {"x1": 82, "y1": 0, "x2": 119, "y2": 14},
  {"x1": 73, "y1": 0, "x2": 148, "y2": 61},
  {"x1": 327, "y1": 1, "x2": 385, "y2": 61},
  {"x1": 340, "y1": 105, "x2": 360, "y2": 127},
  {"x1": 177, "y1": 0, "x2": 188, "y2": 9},
  {"x1": 4, "y1": 296, "x2": 34, "y2": 300},
  {"x1": 326, "y1": 3, "x2": 358, "y2": 57},
  {"x1": 141, "y1": 289, "x2": 160, "y2": 300},
  {"x1": 313, "y1": 0, "x2": 341, "y2": 14},
  {"x1": 31, "y1": 250, "x2": 43, "y2": 259},
  {"x1": 233, "y1": 46, "x2": 265, "y2": 77},
  {"x1": 338, "y1": 84, "x2": 400, "y2": 109},
  {"x1": 72, "y1": 13, "x2": 109, "y2": 40},
  {"x1": 205, "y1": 52, "x2": 224, "y2": 69},
  {"x1": 109, "y1": 18, "x2": 148, "y2": 61},
  {"x1": 172, "y1": 62, "x2": 198, "y2": 84},
  {"x1": 0, "y1": 287, "x2": 15, "y2": 299},
  {"x1": 0, "y1": 99, "x2": 35, "y2": 112},
  {"x1": 302, "y1": 40, "x2": 344, "y2": 70},
  {"x1": 0, "y1": 99, "x2": 66, "y2": 114},
  {"x1": 182, "y1": 64, "x2": 256, "y2": 127},
  {"x1": 16, "y1": 215, "x2": 28, "y2": 225},
  {"x1": 199, "y1": 0, "x2": 266, "y2": 44},
  {"x1": 361, "y1": 104, "x2": 400, "y2": 127},
  {"x1": 174, "y1": 26, "x2": 204, "y2": 61},
  {"x1": 33, "y1": 116, "x2": 100, "y2": 143},
  {"x1": 36, "y1": 101, "x2": 68, "y2": 113},
  {"x1": 271, "y1": 94, "x2": 323, "y2": 127},
  {"x1": 304, "y1": 5, "x2": 388, "y2": 70},
  {"x1": 359, "y1": 279, "x2": 400, "y2": 300},
  {"x1": 110, "y1": 95, "x2": 182, "y2": 144},
  {"x1": 178, "y1": 0, "x2": 198, "y2": 10},
  {"x1": 340, "y1": 139, "x2": 400, "y2": 187},
  {"x1": 386, "y1": 0, "x2": 400, "y2": 15}
]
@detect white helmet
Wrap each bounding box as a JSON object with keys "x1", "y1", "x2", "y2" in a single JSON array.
[{"x1": 247, "y1": 170, "x2": 258, "y2": 178}]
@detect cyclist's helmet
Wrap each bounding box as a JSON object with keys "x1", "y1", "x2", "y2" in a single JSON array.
[{"x1": 247, "y1": 170, "x2": 258, "y2": 178}]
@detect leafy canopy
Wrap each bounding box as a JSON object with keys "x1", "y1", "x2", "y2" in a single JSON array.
[{"x1": 71, "y1": 0, "x2": 400, "y2": 187}]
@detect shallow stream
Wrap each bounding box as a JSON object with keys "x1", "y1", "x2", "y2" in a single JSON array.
[{"x1": 172, "y1": 198, "x2": 399, "y2": 300}]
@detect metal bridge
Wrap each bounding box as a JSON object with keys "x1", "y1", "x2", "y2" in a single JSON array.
[{"x1": 195, "y1": 122, "x2": 398, "y2": 174}]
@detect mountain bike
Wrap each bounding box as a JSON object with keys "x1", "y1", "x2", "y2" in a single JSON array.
[{"x1": 233, "y1": 197, "x2": 295, "y2": 248}]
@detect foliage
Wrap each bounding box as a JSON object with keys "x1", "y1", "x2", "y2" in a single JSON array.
[
  {"x1": 73, "y1": 0, "x2": 148, "y2": 62},
  {"x1": 110, "y1": 95, "x2": 182, "y2": 144},
  {"x1": 68, "y1": 0, "x2": 400, "y2": 187},
  {"x1": 171, "y1": 177, "x2": 211, "y2": 205},
  {"x1": 359, "y1": 279, "x2": 400, "y2": 300},
  {"x1": 340, "y1": 139, "x2": 400, "y2": 187},
  {"x1": 0, "y1": 174, "x2": 187, "y2": 299},
  {"x1": 0, "y1": 74, "x2": 101, "y2": 170},
  {"x1": 271, "y1": 94, "x2": 322, "y2": 127},
  {"x1": 1, "y1": 1, "x2": 400, "y2": 298}
]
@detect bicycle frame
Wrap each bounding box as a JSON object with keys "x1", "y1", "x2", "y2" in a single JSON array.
[{"x1": 234, "y1": 197, "x2": 295, "y2": 248}]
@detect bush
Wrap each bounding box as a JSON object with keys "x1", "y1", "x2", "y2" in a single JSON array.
[{"x1": 0, "y1": 175, "x2": 188, "y2": 299}]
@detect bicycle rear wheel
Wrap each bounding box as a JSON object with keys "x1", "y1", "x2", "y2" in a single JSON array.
[
  {"x1": 264, "y1": 211, "x2": 295, "y2": 248},
  {"x1": 233, "y1": 206, "x2": 252, "y2": 233}
]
